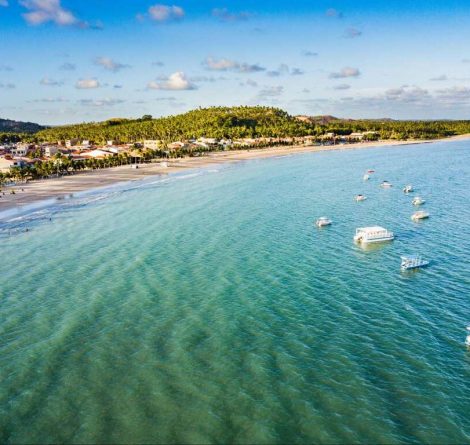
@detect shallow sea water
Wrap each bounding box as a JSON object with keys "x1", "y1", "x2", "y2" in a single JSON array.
[{"x1": 1, "y1": 141, "x2": 470, "y2": 443}]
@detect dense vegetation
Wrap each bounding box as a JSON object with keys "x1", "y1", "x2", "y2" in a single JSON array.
[
  {"x1": 0, "y1": 118, "x2": 45, "y2": 134},
  {"x1": 34, "y1": 107, "x2": 470, "y2": 144},
  {"x1": 5, "y1": 107, "x2": 470, "y2": 145},
  {"x1": 35, "y1": 107, "x2": 315, "y2": 144},
  {"x1": 317, "y1": 119, "x2": 470, "y2": 140}
]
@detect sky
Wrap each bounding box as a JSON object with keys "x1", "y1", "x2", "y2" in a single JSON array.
[{"x1": 2, "y1": 0, "x2": 470, "y2": 124}]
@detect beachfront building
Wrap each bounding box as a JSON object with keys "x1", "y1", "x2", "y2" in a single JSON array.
[
  {"x1": 81, "y1": 149, "x2": 115, "y2": 159},
  {"x1": 65, "y1": 139, "x2": 80, "y2": 149},
  {"x1": 144, "y1": 140, "x2": 162, "y2": 150},
  {"x1": 11, "y1": 144, "x2": 33, "y2": 157},
  {"x1": 43, "y1": 145, "x2": 59, "y2": 157}
]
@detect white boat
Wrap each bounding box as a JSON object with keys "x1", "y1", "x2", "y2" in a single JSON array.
[
  {"x1": 400, "y1": 255, "x2": 429, "y2": 271},
  {"x1": 355, "y1": 194, "x2": 367, "y2": 202},
  {"x1": 412, "y1": 196, "x2": 425, "y2": 206},
  {"x1": 363, "y1": 174, "x2": 370, "y2": 181},
  {"x1": 315, "y1": 217, "x2": 332, "y2": 227},
  {"x1": 466, "y1": 327, "x2": 470, "y2": 347},
  {"x1": 380, "y1": 181, "x2": 392, "y2": 188},
  {"x1": 411, "y1": 210, "x2": 430, "y2": 221},
  {"x1": 403, "y1": 185, "x2": 413, "y2": 193},
  {"x1": 354, "y1": 226, "x2": 394, "y2": 244}
]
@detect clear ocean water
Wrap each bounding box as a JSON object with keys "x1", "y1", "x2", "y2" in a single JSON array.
[{"x1": 1, "y1": 141, "x2": 469, "y2": 444}]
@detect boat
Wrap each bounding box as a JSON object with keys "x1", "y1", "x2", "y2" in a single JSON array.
[
  {"x1": 367, "y1": 169, "x2": 375, "y2": 173},
  {"x1": 466, "y1": 327, "x2": 470, "y2": 347},
  {"x1": 400, "y1": 255, "x2": 429, "y2": 271},
  {"x1": 355, "y1": 194, "x2": 367, "y2": 202},
  {"x1": 354, "y1": 226, "x2": 394, "y2": 244},
  {"x1": 412, "y1": 196, "x2": 425, "y2": 206},
  {"x1": 411, "y1": 210, "x2": 430, "y2": 221},
  {"x1": 315, "y1": 217, "x2": 332, "y2": 227},
  {"x1": 403, "y1": 185, "x2": 414, "y2": 193},
  {"x1": 380, "y1": 181, "x2": 392, "y2": 188},
  {"x1": 363, "y1": 174, "x2": 370, "y2": 181}
]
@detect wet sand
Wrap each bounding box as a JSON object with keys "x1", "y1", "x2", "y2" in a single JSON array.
[{"x1": 1, "y1": 135, "x2": 469, "y2": 215}]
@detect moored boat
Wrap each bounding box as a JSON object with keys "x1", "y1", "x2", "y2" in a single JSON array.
[
  {"x1": 315, "y1": 217, "x2": 332, "y2": 227},
  {"x1": 363, "y1": 174, "x2": 370, "y2": 181},
  {"x1": 466, "y1": 327, "x2": 470, "y2": 347},
  {"x1": 412, "y1": 196, "x2": 425, "y2": 206},
  {"x1": 411, "y1": 210, "x2": 430, "y2": 221},
  {"x1": 403, "y1": 185, "x2": 413, "y2": 193},
  {"x1": 354, "y1": 226, "x2": 394, "y2": 244},
  {"x1": 380, "y1": 180, "x2": 392, "y2": 188},
  {"x1": 355, "y1": 194, "x2": 367, "y2": 202},
  {"x1": 400, "y1": 255, "x2": 429, "y2": 271}
]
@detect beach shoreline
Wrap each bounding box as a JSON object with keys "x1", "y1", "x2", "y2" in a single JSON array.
[{"x1": 1, "y1": 134, "x2": 469, "y2": 217}]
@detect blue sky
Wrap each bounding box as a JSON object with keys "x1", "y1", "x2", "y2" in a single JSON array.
[{"x1": 2, "y1": 0, "x2": 470, "y2": 124}]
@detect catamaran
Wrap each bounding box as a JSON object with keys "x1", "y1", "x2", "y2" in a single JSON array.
[
  {"x1": 400, "y1": 255, "x2": 429, "y2": 271},
  {"x1": 354, "y1": 226, "x2": 394, "y2": 244}
]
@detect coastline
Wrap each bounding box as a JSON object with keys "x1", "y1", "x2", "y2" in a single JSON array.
[{"x1": 1, "y1": 134, "x2": 469, "y2": 217}]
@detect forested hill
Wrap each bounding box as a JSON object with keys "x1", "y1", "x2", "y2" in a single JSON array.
[
  {"x1": 26, "y1": 106, "x2": 470, "y2": 143},
  {"x1": 36, "y1": 107, "x2": 315, "y2": 144},
  {"x1": 0, "y1": 118, "x2": 45, "y2": 133}
]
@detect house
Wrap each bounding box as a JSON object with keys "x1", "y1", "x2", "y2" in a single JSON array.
[
  {"x1": 80, "y1": 149, "x2": 115, "y2": 159},
  {"x1": 11, "y1": 144, "x2": 33, "y2": 157},
  {"x1": 43, "y1": 145, "x2": 60, "y2": 157},
  {"x1": 65, "y1": 138, "x2": 80, "y2": 148},
  {"x1": 143, "y1": 140, "x2": 162, "y2": 150}
]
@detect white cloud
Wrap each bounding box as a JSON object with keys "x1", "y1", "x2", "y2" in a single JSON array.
[
  {"x1": 76, "y1": 78, "x2": 100, "y2": 89},
  {"x1": 0, "y1": 0, "x2": 8, "y2": 7},
  {"x1": 59, "y1": 62, "x2": 76, "y2": 71},
  {"x1": 147, "y1": 72, "x2": 196, "y2": 90},
  {"x1": 20, "y1": 0, "x2": 79, "y2": 26},
  {"x1": 333, "y1": 84, "x2": 351, "y2": 90},
  {"x1": 204, "y1": 57, "x2": 266, "y2": 73},
  {"x1": 212, "y1": 8, "x2": 251, "y2": 22},
  {"x1": 302, "y1": 50, "x2": 318, "y2": 57},
  {"x1": 40, "y1": 77, "x2": 64, "y2": 86},
  {"x1": 329, "y1": 67, "x2": 361, "y2": 79},
  {"x1": 326, "y1": 8, "x2": 343, "y2": 18},
  {"x1": 430, "y1": 75, "x2": 447, "y2": 81},
  {"x1": 79, "y1": 98, "x2": 125, "y2": 107},
  {"x1": 148, "y1": 4, "x2": 184, "y2": 22},
  {"x1": 344, "y1": 28, "x2": 362, "y2": 38},
  {"x1": 94, "y1": 57, "x2": 130, "y2": 72}
]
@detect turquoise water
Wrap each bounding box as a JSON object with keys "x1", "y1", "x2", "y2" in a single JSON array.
[{"x1": 1, "y1": 141, "x2": 470, "y2": 444}]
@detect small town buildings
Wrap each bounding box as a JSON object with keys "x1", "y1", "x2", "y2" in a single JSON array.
[
  {"x1": 43, "y1": 145, "x2": 59, "y2": 157},
  {"x1": 10, "y1": 144, "x2": 33, "y2": 157},
  {"x1": 143, "y1": 140, "x2": 162, "y2": 150},
  {"x1": 65, "y1": 139, "x2": 80, "y2": 148},
  {"x1": 81, "y1": 149, "x2": 115, "y2": 159}
]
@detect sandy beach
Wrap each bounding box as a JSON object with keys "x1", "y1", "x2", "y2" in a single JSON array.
[{"x1": 1, "y1": 135, "x2": 469, "y2": 217}]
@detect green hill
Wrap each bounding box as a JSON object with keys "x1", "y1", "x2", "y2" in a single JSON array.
[
  {"x1": 36, "y1": 107, "x2": 315, "y2": 144},
  {"x1": 0, "y1": 118, "x2": 45, "y2": 134}
]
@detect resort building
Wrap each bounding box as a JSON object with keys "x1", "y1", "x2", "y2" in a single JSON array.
[{"x1": 144, "y1": 140, "x2": 162, "y2": 150}]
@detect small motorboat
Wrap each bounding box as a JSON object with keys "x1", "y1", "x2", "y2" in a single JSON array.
[
  {"x1": 380, "y1": 180, "x2": 392, "y2": 188},
  {"x1": 355, "y1": 194, "x2": 367, "y2": 202},
  {"x1": 363, "y1": 174, "x2": 370, "y2": 181},
  {"x1": 403, "y1": 185, "x2": 414, "y2": 193},
  {"x1": 412, "y1": 196, "x2": 425, "y2": 206},
  {"x1": 466, "y1": 327, "x2": 470, "y2": 347},
  {"x1": 411, "y1": 210, "x2": 430, "y2": 221},
  {"x1": 367, "y1": 169, "x2": 375, "y2": 173},
  {"x1": 400, "y1": 255, "x2": 429, "y2": 271},
  {"x1": 315, "y1": 217, "x2": 332, "y2": 227}
]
